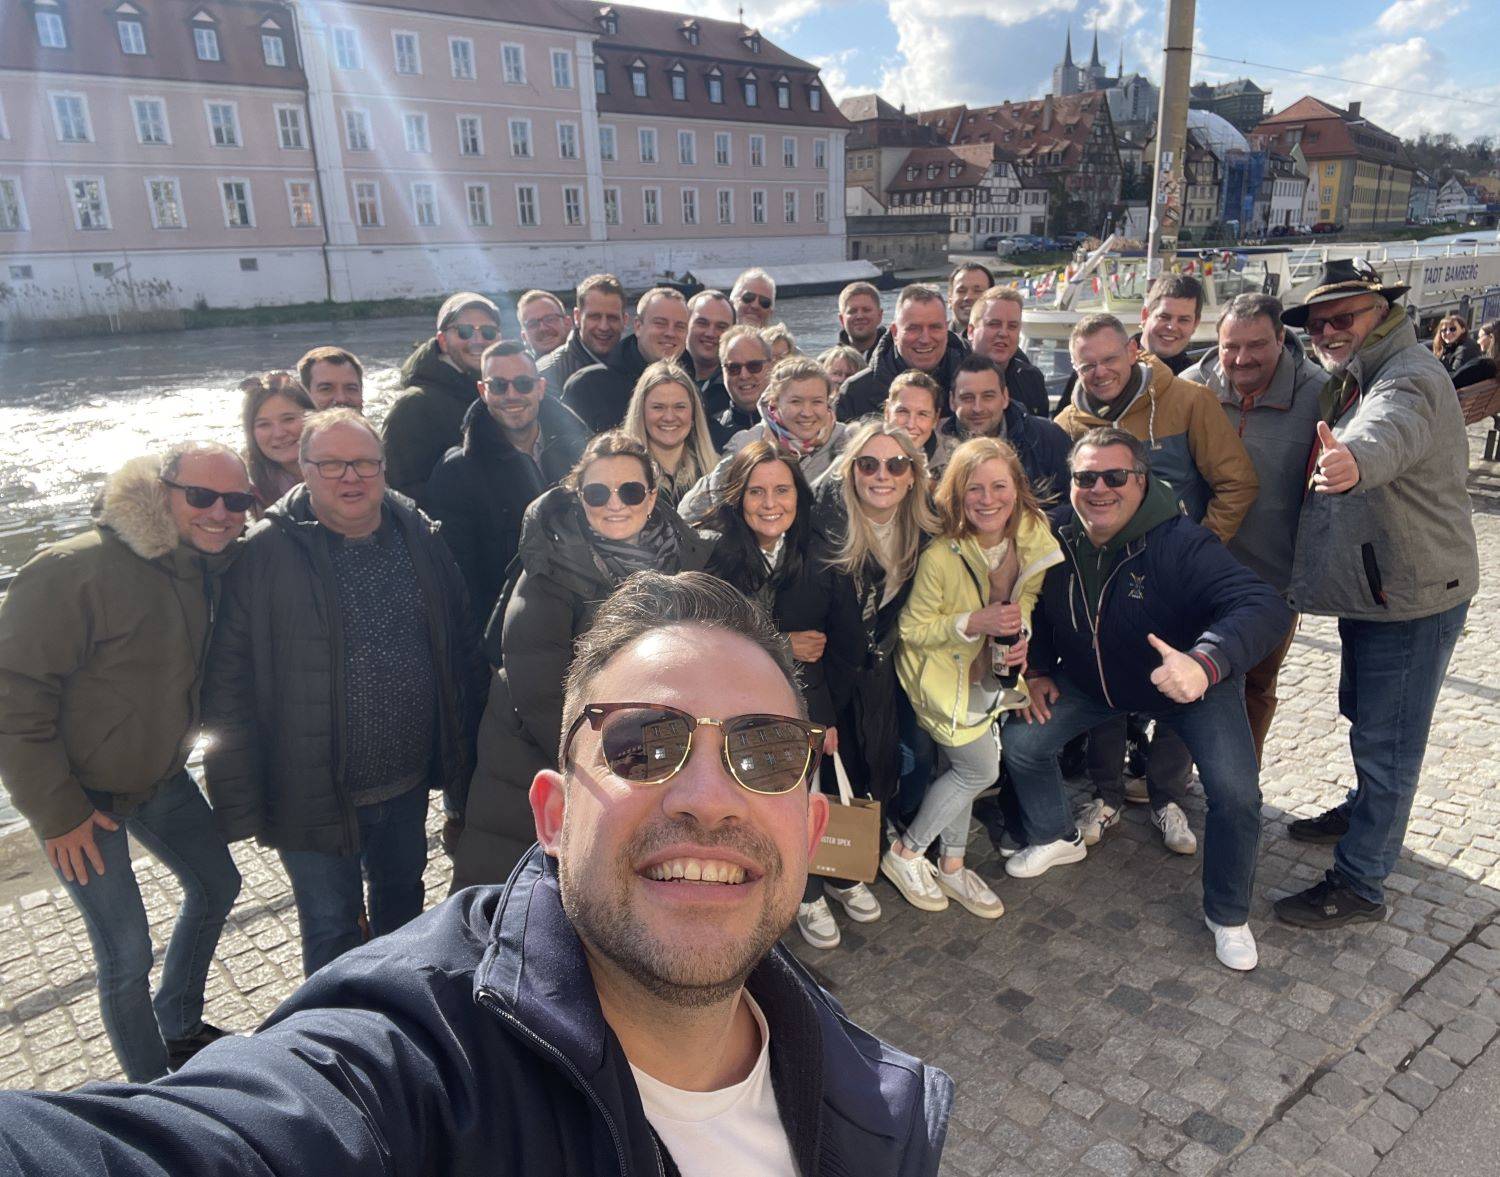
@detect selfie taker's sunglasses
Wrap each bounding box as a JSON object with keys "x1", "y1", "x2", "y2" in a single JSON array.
[
  {"x1": 159, "y1": 479, "x2": 257, "y2": 512},
  {"x1": 1070, "y1": 468, "x2": 1138, "y2": 489},
  {"x1": 580, "y1": 481, "x2": 649, "y2": 508},
  {"x1": 563, "y1": 702, "x2": 825, "y2": 794}
]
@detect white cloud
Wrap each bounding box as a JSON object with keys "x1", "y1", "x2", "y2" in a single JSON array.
[
  {"x1": 1309, "y1": 35, "x2": 1499, "y2": 142},
  {"x1": 1376, "y1": 0, "x2": 1467, "y2": 35},
  {"x1": 1087, "y1": 0, "x2": 1146, "y2": 34},
  {"x1": 616, "y1": 0, "x2": 823, "y2": 38},
  {"x1": 807, "y1": 49, "x2": 858, "y2": 101}
]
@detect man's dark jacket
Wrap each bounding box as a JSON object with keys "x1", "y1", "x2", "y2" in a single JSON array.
[
  {"x1": 709, "y1": 400, "x2": 758, "y2": 449},
  {"x1": 382, "y1": 337, "x2": 481, "y2": 501},
  {"x1": 201, "y1": 488, "x2": 488, "y2": 853},
  {"x1": 0, "y1": 853, "x2": 953, "y2": 1176},
  {"x1": 562, "y1": 335, "x2": 650, "y2": 432},
  {"x1": 425, "y1": 397, "x2": 590, "y2": 627},
  {"x1": 839, "y1": 324, "x2": 887, "y2": 361},
  {"x1": 836, "y1": 330, "x2": 970, "y2": 422},
  {"x1": 1002, "y1": 352, "x2": 1051, "y2": 417},
  {"x1": 537, "y1": 328, "x2": 604, "y2": 393},
  {"x1": 938, "y1": 401, "x2": 1071, "y2": 505},
  {"x1": 1028, "y1": 478, "x2": 1290, "y2": 714}
]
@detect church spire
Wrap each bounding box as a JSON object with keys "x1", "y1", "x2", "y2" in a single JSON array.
[
  {"x1": 1063, "y1": 26, "x2": 1073, "y2": 67},
  {"x1": 1090, "y1": 28, "x2": 1101, "y2": 69},
  {"x1": 1118, "y1": 42, "x2": 1124, "y2": 79}
]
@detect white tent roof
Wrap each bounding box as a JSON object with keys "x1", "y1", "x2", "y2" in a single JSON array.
[{"x1": 1187, "y1": 109, "x2": 1250, "y2": 158}]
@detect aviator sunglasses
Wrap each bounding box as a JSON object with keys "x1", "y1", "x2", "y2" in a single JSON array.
[
  {"x1": 1070, "y1": 468, "x2": 1139, "y2": 489},
  {"x1": 486, "y1": 375, "x2": 538, "y2": 395},
  {"x1": 738, "y1": 292, "x2": 774, "y2": 311},
  {"x1": 853, "y1": 454, "x2": 913, "y2": 478},
  {"x1": 580, "y1": 481, "x2": 649, "y2": 508},
  {"x1": 159, "y1": 479, "x2": 256, "y2": 512},
  {"x1": 448, "y1": 323, "x2": 501, "y2": 342},
  {"x1": 563, "y1": 702, "x2": 825, "y2": 794}
]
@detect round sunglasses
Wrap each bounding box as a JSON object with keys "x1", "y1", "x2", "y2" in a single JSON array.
[
  {"x1": 448, "y1": 323, "x2": 501, "y2": 342},
  {"x1": 853, "y1": 455, "x2": 913, "y2": 477},
  {"x1": 580, "y1": 481, "x2": 649, "y2": 508}
]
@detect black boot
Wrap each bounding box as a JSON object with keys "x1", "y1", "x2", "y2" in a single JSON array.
[{"x1": 1287, "y1": 806, "x2": 1350, "y2": 844}]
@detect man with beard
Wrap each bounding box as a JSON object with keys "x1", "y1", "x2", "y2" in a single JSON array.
[
  {"x1": 538, "y1": 273, "x2": 629, "y2": 391},
  {"x1": 563, "y1": 287, "x2": 689, "y2": 432},
  {"x1": 837, "y1": 280, "x2": 885, "y2": 358},
  {"x1": 940, "y1": 355, "x2": 1070, "y2": 503},
  {"x1": 966, "y1": 287, "x2": 1051, "y2": 417},
  {"x1": 730, "y1": 267, "x2": 777, "y2": 327},
  {"x1": 685, "y1": 289, "x2": 735, "y2": 415},
  {"x1": 0, "y1": 572, "x2": 953, "y2": 1177},
  {"x1": 947, "y1": 262, "x2": 992, "y2": 335},
  {"x1": 1271, "y1": 259, "x2": 1478, "y2": 930},
  {"x1": 837, "y1": 284, "x2": 970, "y2": 421}
]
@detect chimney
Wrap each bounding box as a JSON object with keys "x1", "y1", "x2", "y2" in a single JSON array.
[
  {"x1": 1042, "y1": 95, "x2": 1054, "y2": 132},
  {"x1": 1347, "y1": 100, "x2": 1361, "y2": 118}
]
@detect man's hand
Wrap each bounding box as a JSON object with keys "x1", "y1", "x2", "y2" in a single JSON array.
[
  {"x1": 1019, "y1": 674, "x2": 1058, "y2": 724},
  {"x1": 965, "y1": 601, "x2": 1022, "y2": 638},
  {"x1": 1147, "y1": 634, "x2": 1209, "y2": 704},
  {"x1": 44, "y1": 810, "x2": 119, "y2": 886},
  {"x1": 787, "y1": 630, "x2": 827, "y2": 662},
  {"x1": 1313, "y1": 421, "x2": 1360, "y2": 494},
  {"x1": 822, "y1": 726, "x2": 839, "y2": 756}
]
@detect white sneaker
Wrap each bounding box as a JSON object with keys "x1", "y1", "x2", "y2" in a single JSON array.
[
  {"x1": 825, "y1": 881, "x2": 882, "y2": 923},
  {"x1": 1075, "y1": 799, "x2": 1121, "y2": 847},
  {"x1": 1154, "y1": 802, "x2": 1198, "y2": 855},
  {"x1": 938, "y1": 866, "x2": 1005, "y2": 919},
  {"x1": 796, "y1": 899, "x2": 840, "y2": 949},
  {"x1": 879, "y1": 848, "x2": 949, "y2": 912},
  {"x1": 1005, "y1": 834, "x2": 1087, "y2": 879},
  {"x1": 1206, "y1": 917, "x2": 1258, "y2": 971},
  {"x1": 1123, "y1": 776, "x2": 1150, "y2": 804}
]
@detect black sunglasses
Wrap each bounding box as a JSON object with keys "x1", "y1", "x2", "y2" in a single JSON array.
[
  {"x1": 853, "y1": 454, "x2": 913, "y2": 478},
  {"x1": 449, "y1": 323, "x2": 501, "y2": 341},
  {"x1": 1305, "y1": 304, "x2": 1379, "y2": 336},
  {"x1": 1071, "y1": 468, "x2": 1139, "y2": 489},
  {"x1": 580, "y1": 481, "x2": 649, "y2": 508},
  {"x1": 725, "y1": 359, "x2": 767, "y2": 377},
  {"x1": 160, "y1": 479, "x2": 256, "y2": 513},
  {"x1": 739, "y1": 292, "x2": 773, "y2": 310},
  {"x1": 486, "y1": 375, "x2": 538, "y2": 395},
  {"x1": 563, "y1": 702, "x2": 825, "y2": 794}
]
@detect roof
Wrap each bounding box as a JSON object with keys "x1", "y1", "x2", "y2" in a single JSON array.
[
  {"x1": 557, "y1": 0, "x2": 811, "y2": 69},
  {"x1": 346, "y1": 0, "x2": 591, "y2": 31},
  {"x1": 914, "y1": 92, "x2": 1117, "y2": 172},
  {"x1": 886, "y1": 143, "x2": 1015, "y2": 193},
  {"x1": 1186, "y1": 110, "x2": 1250, "y2": 158},
  {"x1": 838, "y1": 93, "x2": 906, "y2": 123},
  {"x1": 1252, "y1": 96, "x2": 1409, "y2": 168}
]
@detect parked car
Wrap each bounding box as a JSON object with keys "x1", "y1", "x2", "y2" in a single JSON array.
[
  {"x1": 1310, "y1": 221, "x2": 1343, "y2": 234},
  {"x1": 1268, "y1": 225, "x2": 1292, "y2": 238},
  {"x1": 992, "y1": 236, "x2": 1022, "y2": 257}
]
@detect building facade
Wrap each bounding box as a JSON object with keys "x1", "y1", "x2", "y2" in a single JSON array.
[
  {"x1": 838, "y1": 91, "x2": 940, "y2": 212},
  {"x1": 884, "y1": 143, "x2": 1047, "y2": 249},
  {"x1": 1189, "y1": 79, "x2": 1269, "y2": 134}
]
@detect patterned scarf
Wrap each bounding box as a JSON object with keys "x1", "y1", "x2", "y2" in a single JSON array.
[
  {"x1": 759, "y1": 396, "x2": 831, "y2": 459},
  {"x1": 584, "y1": 507, "x2": 681, "y2": 581}
]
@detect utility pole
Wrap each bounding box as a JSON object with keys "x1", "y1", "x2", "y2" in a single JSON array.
[{"x1": 1146, "y1": 0, "x2": 1196, "y2": 278}]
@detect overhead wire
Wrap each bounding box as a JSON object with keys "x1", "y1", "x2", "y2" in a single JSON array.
[{"x1": 1193, "y1": 52, "x2": 1500, "y2": 111}]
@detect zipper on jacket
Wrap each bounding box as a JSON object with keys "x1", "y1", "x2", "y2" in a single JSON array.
[{"x1": 1058, "y1": 540, "x2": 1143, "y2": 710}]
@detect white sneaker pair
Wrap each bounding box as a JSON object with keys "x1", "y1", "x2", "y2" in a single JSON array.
[{"x1": 795, "y1": 883, "x2": 882, "y2": 950}]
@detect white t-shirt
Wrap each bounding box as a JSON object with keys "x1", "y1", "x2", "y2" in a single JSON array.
[{"x1": 629, "y1": 993, "x2": 797, "y2": 1177}]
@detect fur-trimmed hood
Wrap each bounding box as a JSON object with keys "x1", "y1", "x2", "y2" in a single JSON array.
[{"x1": 94, "y1": 455, "x2": 180, "y2": 560}]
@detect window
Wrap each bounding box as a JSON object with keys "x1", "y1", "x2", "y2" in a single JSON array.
[
  {"x1": 599, "y1": 10, "x2": 617, "y2": 34},
  {"x1": 333, "y1": 28, "x2": 361, "y2": 70},
  {"x1": 353, "y1": 181, "x2": 381, "y2": 227},
  {"x1": 262, "y1": 33, "x2": 285, "y2": 67},
  {"x1": 193, "y1": 26, "x2": 219, "y2": 61},
  {"x1": 1, "y1": 179, "x2": 28, "y2": 231},
  {"x1": 411, "y1": 182, "x2": 438, "y2": 227},
  {"x1": 783, "y1": 137, "x2": 796, "y2": 168},
  {"x1": 551, "y1": 49, "x2": 573, "y2": 88},
  {"x1": 450, "y1": 37, "x2": 475, "y2": 79},
  {"x1": 814, "y1": 190, "x2": 826, "y2": 223},
  {"x1": 677, "y1": 130, "x2": 695, "y2": 166},
  {"x1": 36, "y1": 11, "x2": 67, "y2": 47},
  {"x1": 643, "y1": 187, "x2": 660, "y2": 226},
  {"x1": 743, "y1": 77, "x2": 757, "y2": 106},
  {"x1": 594, "y1": 58, "x2": 608, "y2": 93},
  {"x1": 783, "y1": 190, "x2": 797, "y2": 223},
  {"x1": 70, "y1": 178, "x2": 109, "y2": 229},
  {"x1": 516, "y1": 184, "x2": 538, "y2": 227},
  {"x1": 343, "y1": 109, "x2": 370, "y2": 152},
  {"x1": 776, "y1": 80, "x2": 790, "y2": 109},
  {"x1": 52, "y1": 94, "x2": 91, "y2": 143},
  {"x1": 809, "y1": 85, "x2": 822, "y2": 112},
  {"x1": 458, "y1": 115, "x2": 482, "y2": 156},
  {"x1": 502, "y1": 44, "x2": 525, "y2": 84},
  {"x1": 751, "y1": 190, "x2": 766, "y2": 224},
  {"x1": 716, "y1": 188, "x2": 732, "y2": 225},
  {"x1": 276, "y1": 105, "x2": 305, "y2": 150},
  {"x1": 118, "y1": 20, "x2": 146, "y2": 54},
  {"x1": 239, "y1": 257, "x2": 258, "y2": 272},
  {"x1": 9, "y1": 265, "x2": 35, "y2": 279},
  {"x1": 631, "y1": 61, "x2": 648, "y2": 97},
  {"x1": 403, "y1": 112, "x2": 428, "y2": 153},
  {"x1": 813, "y1": 139, "x2": 826, "y2": 170},
  {"x1": 563, "y1": 185, "x2": 583, "y2": 226},
  {"x1": 749, "y1": 135, "x2": 764, "y2": 167},
  {"x1": 683, "y1": 22, "x2": 699, "y2": 46},
  {"x1": 287, "y1": 180, "x2": 318, "y2": 227},
  {"x1": 393, "y1": 31, "x2": 419, "y2": 75},
  {"x1": 681, "y1": 187, "x2": 697, "y2": 225},
  {"x1": 553, "y1": 122, "x2": 578, "y2": 160},
  {"x1": 132, "y1": 98, "x2": 168, "y2": 145},
  {"x1": 221, "y1": 179, "x2": 253, "y2": 227},
  {"x1": 508, "y1": 118, "x2": 532, "y2": 157},
  {"x1": 710, "y1": 132, "x2": 730, "y2": 167},
  {"x1": 670, "y1": 70, "x2": 686, "y2": 101},
  {"x1": 599, "y1": 125, "x2": 617, "y2": 161},
  {"x1": 639, "y1": 127, "x2": 657, "y2": 164},
  {"x1": 207, "y1": 102, "x2": 240, "y2": 147},
  {"x1": 603, "y1": 187, "x2": 620, "y2": 225},
  {"x1": 146, "y1": 177, "x2": 183, "y2": 228},
  {"x1": 466, "y1": 183, "x2": 490, "y2": 226},
  {"x1": 707, "y1": 73, "x2": 724, "y2": 104}
]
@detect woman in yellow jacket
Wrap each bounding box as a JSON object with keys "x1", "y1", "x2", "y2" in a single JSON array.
[{"x1": 886, "y1": 437, "x2": 1064, "y2": 918}]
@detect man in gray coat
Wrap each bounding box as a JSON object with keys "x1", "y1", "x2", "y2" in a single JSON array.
[
  {"x1": 1272, "y1": 259, "x2": 1478, "y2": 930},
  {"x1": 1182, "y1": 293, "x2": 1326, "y2": 762}
]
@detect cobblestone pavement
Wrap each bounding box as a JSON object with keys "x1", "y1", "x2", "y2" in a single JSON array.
[{"x1": 2, "y1": 440, "x2": 1498, "y2": 1176}]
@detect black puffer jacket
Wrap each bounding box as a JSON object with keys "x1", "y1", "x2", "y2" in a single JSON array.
[
  {"x1": 709, "y1": 401, "x2": 758, "y2": 450},
  {"x1": 452, "y1": 487, "x2": 714, "y2": 887},
  {"x1": 382, "y1": 337, "x2": 481, "y2": 501},
  {"x1": 1003, "y1": 351, "x2": 1052, "y2": 417},
  {"x1": 1437, "y1": 336, "x2": 1481, "y2": 377},
  {"x1": 424, "y1": 397, "x2": 590, "y2": 627},
  {"x1": 536, "y1": 329, "x2": 605, "y2": 393},
  {"x1": 836, "y1": 330, "x2": 970, "y2": 422},
  {"x1": 202, "y1": 488, "x2": 488, "y2": 855},
  {"x1": 561, "y1": 335, "x2": 650, "y2": 432}
]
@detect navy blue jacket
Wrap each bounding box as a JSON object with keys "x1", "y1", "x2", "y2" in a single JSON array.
[
  {"x1": 1028, "y1": 510, "x2": 1291, "y2": 713},
  {"x1": 939, "y1": 401, "x2": 1072, "y2": 505},
  {"x1": 0, "y1": 853, "x2": 953, "y2": 1177}
]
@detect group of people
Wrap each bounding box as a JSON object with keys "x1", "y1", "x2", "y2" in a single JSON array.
[{"x1": 0, "y1": 253, "x2": 1480, "y2": 1176}]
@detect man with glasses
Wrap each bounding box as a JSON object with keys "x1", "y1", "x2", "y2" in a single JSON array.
[
  {"x1": 730, "y1": 267, "x2": 777, "y2": 327},
  {"x1": 563, "y1": 287, "x2": 689, "y2": 432},
  {"x1": 0, "y1": 443, "x2": 251, "y2": 1080},
  {"x1": 516, "y1": 290, "x2": 569, "y2": 360},
  {"x1": 838, "y1": 284, "x2": 971, "y2": 421},
  {"x1": 1001, "y1": 428, "x2": 1289, "y2": 972},
  {"x1": 426, "y1": 341, "x2": 590, "y2": 627},
  {"x1": 0, "y1": 572, "x2": 951, "y2": 1175},
  {"x1": 385, "y1": 291, "x2": 504, "y2": 501},
  {"x1": 202, "y1": 410, "x2": 486, "y2": 978},
  {"x1": 710, "y1": 324, "x2": 774, "y2": 448},
  {"x1": 1273, "y1": 259, "x2": 1478, "y2": 930}
]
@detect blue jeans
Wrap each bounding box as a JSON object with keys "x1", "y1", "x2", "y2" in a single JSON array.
[
  {"x1": 903, "y1": 728, "x2": 1001, "y2": 859},
  {"x1": 1330, "y1": 600, "x2": 1469, "y2": 904},
  {"x1": 1002, "y1": 675, "x2": 1262, "y2": 925},
  {"x1": 54, "y1": 771, "x2": 241, "y2": 1081},
  {"x1": 280, "y1": 786, "x2": 429, "y2": 977}
]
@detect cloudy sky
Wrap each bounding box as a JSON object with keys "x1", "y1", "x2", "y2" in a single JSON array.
[{"x1": 632, "y1": 0, "x2": 1499, "y2": 143}]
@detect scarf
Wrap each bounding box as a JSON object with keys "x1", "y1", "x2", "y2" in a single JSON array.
[
  {"x1": 1080, "y1": 363, "x2": 1145, "y2": 422},
  {"x1": 759, "y1": 397, "x2": 830, "y2": 459},
  {"x1": 585, "y1": 507, "x2": 681, "y2": 582}
]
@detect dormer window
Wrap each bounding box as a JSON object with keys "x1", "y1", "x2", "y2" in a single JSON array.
[
  {"x1": 630, "y1": 59, "x2": 647, "y2": 98},
  {"x1": 597, "y1": 6, "x2": 617, "y2": 35},
  {"x1": 670, "y1": 63, "x2": 686, "y2": 101},
  {"x1": 706, "y1": 67, "x2": 723, "y2": 104},
  {"x1": 927, "y1": 164, "x2": 939, "y2": 179},
  {"x1": 34, "y1": 0, "x2": 66, "y2": 49},
  {"x1": 742, "y1": 71, "x2": 757, "y2": 106},
  {"x1": 906, "y1": 166, "x2": 916, "y2": 180},
  {"x1": 742, "y1": 31, "x2": 761, "y2": 54},
  {"x1": 191, "y1": 12, "x2": 220, "y2": 62},
  {"x1": 775, "y1": 75, "x2": 790, "y2": 109},
  {"x1": 808, "y1": 84, "x2": 822, "y2": 112},
  {"x1": 681, "y1": 20, "x2": 699, "y2": 47},
  {"x1": 260, "y1": 17, "x2": 285, "y2": 67},
  {"x1": 113, "y1": 3, "x2": 147, "y2": 54}
]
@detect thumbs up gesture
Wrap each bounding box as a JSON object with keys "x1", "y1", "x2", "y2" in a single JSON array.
[
  {"x1": 1147, "y1": 633, "x2": 1209, "y2": 704},
  {"x1": 1313, "y1": 421, "x2": 1360, "y2": 494}
]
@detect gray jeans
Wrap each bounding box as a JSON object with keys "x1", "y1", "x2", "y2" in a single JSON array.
[{"x1": 902, "y1": 726, "x2": 1000, "y2": 858}]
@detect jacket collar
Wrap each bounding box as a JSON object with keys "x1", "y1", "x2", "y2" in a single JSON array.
[
  {"x1": 401, "y1": 336, "x2": 483, "y2": 404},
  {"x1": 461, "y1": 395, "x2": 583, "y2": 461},
  {"x1": 267, "y1": 485, "x2": 420, "y2": 549},
  {"x1": 1344, "y1": 306, "x2": 1417, "y2": 388},
  {"x1": 872, "y1": 328, "x2": 969, "y2": 386}
]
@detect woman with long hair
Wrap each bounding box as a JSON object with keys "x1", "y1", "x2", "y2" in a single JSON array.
[
  {"x1": 887, "y1": 437, "x2": 1062, "y2": 919},
  {"x1": 1454, "y1": 318, "x2": 1499, "y2": 389},
  {"x1": 240, "y1": 371, "x2": 315, "y2": 512},
  {"x1": 619, "y1": 360, "x2": 720, "y2": 507},
  {"x1": 1432, "y1": 315, "x2": 1481, "y2": 377}
]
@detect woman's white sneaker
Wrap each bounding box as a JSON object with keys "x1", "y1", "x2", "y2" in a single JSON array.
[
  {"x1": 1206, "y1": 917, "x2": 1258, "y2": 971},
  {"x1": 938, "y1": 866, "x2": 1005, "y2": 919},
  {"x1": 880, "y1": 848, "x2": 949, "y2": 912},
  {"x1": 1155, "y1": 803, "x2": 1198, "y2": 855},
  {"x1": 1004, "y1": 834, "x2": 1087, "y2": 879},
  {"x1": 796, "y1": 898, "x2": 840, "y2": 949},
  {"x1": 825, "y1": 881, "x2": 882, "y2": 923}
]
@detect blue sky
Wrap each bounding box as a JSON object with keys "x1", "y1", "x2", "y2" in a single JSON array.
[{"x1": 632, "y1": 0, "x2": 1500, "y2": 143}]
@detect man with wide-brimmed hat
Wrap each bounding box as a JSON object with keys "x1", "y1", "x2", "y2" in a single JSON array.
[{"x1": 1274, "y1": 258, "x2": 1478, "y2": 930}]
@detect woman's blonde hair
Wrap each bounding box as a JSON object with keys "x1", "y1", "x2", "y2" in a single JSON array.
[
  {"x1": 831, "y1": 419, "x2": 939, "y2": 584},
  {"x1": 620, "y1": 360, "x2": 719, "y2": 487},
  {"x1": 933, "y1": 436, "x2": 1045, "y2": 543},
  {"x1": 766, "y1": 355, "x2": 832, "y2": 407}
]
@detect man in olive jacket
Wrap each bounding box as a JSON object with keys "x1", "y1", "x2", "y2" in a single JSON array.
[{"x1": 0, "y1": 444, "x2": 251, "y2": 1081}]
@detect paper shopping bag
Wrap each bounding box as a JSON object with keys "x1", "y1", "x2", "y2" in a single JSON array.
[{"x1": 809, "y1": 752, "x2": 881, "y2": 884}]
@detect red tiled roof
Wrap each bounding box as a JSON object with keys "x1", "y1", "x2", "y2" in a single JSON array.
[
  {"x1": 914, "y1": 91, "x2": 1112, "y2": 171},
  {"x1": 1251, "y1": 96, "x2": 1407, "y2": 167},
  {"x1": 886, "y1": 143, "x2": 1013, "y2": 192}
]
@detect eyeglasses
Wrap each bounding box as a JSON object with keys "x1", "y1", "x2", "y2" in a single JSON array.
[
  {"x1": 308, "y1": 459, "x2": 384, "y2": 480},
  {"x1": 160, "y1": 479, "x2": 256, "y2": 513},
  {"x1": 523, "y1": 313, "x2": 565, "y2": 332},
  {"x1": 853, "y1": 454, "x2": 913, "y2": 477},
  {"x1": 725, "y1": 359, "x2": 767, "y2": 377},
  {"x1": 1071, "y1": 468, "x2": 1140, "y2": 489},
  {"x1": 563, "y1": 702, "x2": 825, "y2": 794},
  {"x1": 1305, "y1": 304, "x2": 1379, "y2": 336},
  {"x1": 1074, "y1": 354, "x2": 1127, "y2": 377},
  {"x1": 580, "y1": 481, "x2": 649, "y2": 508},
  {"x1": 485, "y1": 375, "x2": 538, "y2": 395},
  {"x1": 739, "y1": 292, "x2": 774, "y2": 310},
  {"x1": 448, "y1": 323, "x2": 501, "y2": 342}
]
